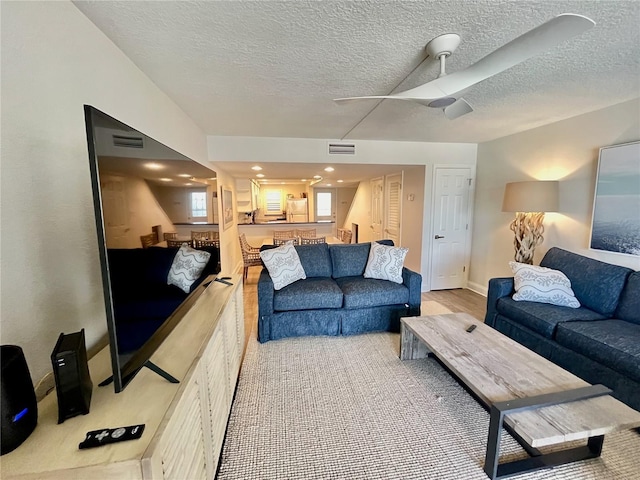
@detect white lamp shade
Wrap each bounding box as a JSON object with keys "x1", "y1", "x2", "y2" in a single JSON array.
[{"x1": 502, "y1": 181, "x2": 559, "y2": 213}]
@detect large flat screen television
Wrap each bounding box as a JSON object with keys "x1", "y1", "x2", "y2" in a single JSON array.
[{"x1": 84, "y1": 106, "x2": 220, "y2": 392}]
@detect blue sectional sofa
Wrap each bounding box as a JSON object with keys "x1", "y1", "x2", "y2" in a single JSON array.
[
  {"x1": 108, "y1": 246, "x2": 220, "y2": 352},
  {"x1": 258, "y1": 240, "x2": 422, "y2": 343},
  {"x1": 485, "y1": 247, "x2": 640, "y2": 411}
]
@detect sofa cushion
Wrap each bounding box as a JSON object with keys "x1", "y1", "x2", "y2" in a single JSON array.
[
  {"x1": 614, "y1": 271, "x2": 640, "y2": 325},
  {"x1": 496, "y1": 296, "x2": 606, "y2": 339},
  {"x1": 540, "y1": 247, "x2": 633, "y2": 316},
  {"x1": 335, "y1": 276, "x2": 409, "y2": 309},
  {"x1": 273, "y1": 277, "x2": 343, "y2": 311},
  {"x1": 509, "y1": 261, "x2": 580, "y2": 308},
  {"x1": 329, "y1": 240, "x2": 394, "y2": 279},
  {"x1": 556, "y1": 320, "x2": 640, "y2": 383},
  {"x1": 330, "y1": 243, "x2": 371, "y2": 278},
  {"x1": 364, "y1": 242, "x2": 408, "y2": 284},
  {"x1": 260, "y1": 242, "x2": 307, "y2": 290},
  {"x1": 167, "y1": 243, "x2": 211, "y2": 293},
  {"x1": 295, "y1": 243, "x2": 333, "y2": 278}
]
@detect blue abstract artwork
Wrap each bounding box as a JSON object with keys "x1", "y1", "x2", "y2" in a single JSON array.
[{"x1": 590, "y1": 141, "x2": 640, "y2": 256}]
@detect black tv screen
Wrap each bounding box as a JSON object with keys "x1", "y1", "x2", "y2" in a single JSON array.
[{"x1": 84, "y1": 106, "x2": 220, "y2": 392}]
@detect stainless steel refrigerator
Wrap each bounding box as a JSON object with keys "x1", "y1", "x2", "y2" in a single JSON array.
[{"x1": 286, "y1": 198, "x2": 308, "y2": 222}]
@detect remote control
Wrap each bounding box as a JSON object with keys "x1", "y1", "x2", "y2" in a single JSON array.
[
  {"x1": 79, "y1": 424, "x2": 145, "y2": 449},
  {"x1": 215, "y1": 277, "x2": 233, "y2": 286},
  {"x1": 466, "y1": 324, "x2": 477, "y2": 333}
]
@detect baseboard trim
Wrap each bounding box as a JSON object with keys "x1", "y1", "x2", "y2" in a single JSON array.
[{"x1": 467, "y1": 281, "x2": 487, "y2": 297}]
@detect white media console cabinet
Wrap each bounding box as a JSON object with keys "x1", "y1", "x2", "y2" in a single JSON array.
[{"x1": 2, "y1": 275, "x2": 244, "y2": 479}]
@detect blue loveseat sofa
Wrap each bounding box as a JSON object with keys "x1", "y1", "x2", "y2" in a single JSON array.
[
  {"x1": 258, "y1": 240, "x2": 422, "y2": 343},
  {"x1": 108, "y1": 246, "x2": 220, "y2": 352},
  {"x1": 485, "y1": 247, "x2": 640, "y2": 411}
]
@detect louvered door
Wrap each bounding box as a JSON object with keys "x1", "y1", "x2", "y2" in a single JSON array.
[{"x1": 384, "y1": 173, "x2": 402, "y2": 245}]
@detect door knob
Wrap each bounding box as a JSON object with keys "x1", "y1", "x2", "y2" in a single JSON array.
[{"x1": 435, "y1": 235, "x2": 445, "y2": 239}]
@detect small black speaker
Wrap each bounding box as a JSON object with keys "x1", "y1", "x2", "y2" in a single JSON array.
[
  {"x1": 1, "y1": 345, "x2": 38, "y2": 455},
  {"x1": 51, "y1": 329, "x2": 93, "y2": 424}
]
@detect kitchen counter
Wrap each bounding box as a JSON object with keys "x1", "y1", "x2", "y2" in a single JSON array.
[
  {"x1": 242, "y1": 221, "x2": 334, "y2": 225},
  {"x1": 238, "y1": 222, "x2": 336, "y2": 245}
]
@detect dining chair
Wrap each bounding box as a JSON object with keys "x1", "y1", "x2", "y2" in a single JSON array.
[
  {"x1": 140, "y1": 233, "x2": 157, "y2": 249},
  {"x1": 342, "y1": 230, "x2": 353, "y2": 244},
  {"x1": 194, "y1": 239, "x2": 220, "y2": 249},
  {"x1": 167, "y1": 239, "x2": 189, "y2": 248},
  {"x1": 273, "y1": 230, "x2": 295, "y2": 240},
  {"x1": 191, "y1": 231, "x2": 218, "y2": 240},
  {"x1": 239, "y1": 234, "x2": 262, "y2": 281},
  {"x1": 295, "y1": 228, "x2": 316, "y2": 239},
  {"x1": 300, "y1": 236, "x2": 326, "y2": 245},
  {"x1": 164, "y1": 232, "x2": 178, "y2": 241},
  {"x1": 273, "y1": 237, "x2": 300, "y2": 246}
]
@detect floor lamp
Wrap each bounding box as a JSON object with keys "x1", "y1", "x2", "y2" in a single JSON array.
[{"x1": 502, "y1": 181, "x2": 559, "y2": 264}]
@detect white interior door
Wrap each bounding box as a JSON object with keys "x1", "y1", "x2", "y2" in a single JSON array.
[
  {"x1": 430, "y1": 168, "x2": 471, "y2": 290},
  {"x1": 314, "y1": 188, "x2": 335, "y2": 223},
  {"x1": 370, "y1": 177, "x2": 384, "y2": 241},
  {"x1": 384, "y1": 173, "x2": 402, "y2": 245},
  {"x1": 100, "y1": 175, "x2": 129, "y2": 248}
]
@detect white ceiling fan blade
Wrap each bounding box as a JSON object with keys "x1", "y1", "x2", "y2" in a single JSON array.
[
  {"x1": 335, "y1": 13, "x2": 595, "y2": 105},
  {"x1": 395, "y1": 13, "x2": 595, "y2": 99},
  {"x1": 444, "y1": 98, "x2": 473, "y2": 120}
]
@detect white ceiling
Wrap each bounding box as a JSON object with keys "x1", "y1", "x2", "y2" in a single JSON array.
[{"x1": 74, "y1": 1, "x2": 639, "y2": 145}]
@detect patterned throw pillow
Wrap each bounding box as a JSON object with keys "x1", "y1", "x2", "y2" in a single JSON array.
[
  {"x1": 260, "y1": 242, "x2": 307, "y2": 290},
  {"x1": 167, "y1": 243, "x2": 211, "y2": 293},
  {"x1": 509, "y1": 261, "x2": 580, "y2": 308},
  {"x1": 363, "y1": 242, "x2": 408, "y2": 284}
]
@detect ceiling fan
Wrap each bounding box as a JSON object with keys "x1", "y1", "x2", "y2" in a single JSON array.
[{"x1": 334, "y1": 14, "x2": 595, "y2": 120}]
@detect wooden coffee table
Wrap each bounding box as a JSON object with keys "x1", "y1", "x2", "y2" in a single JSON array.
[{"x1": 400, "y1": 313, "x2": 640, "y2": 480}]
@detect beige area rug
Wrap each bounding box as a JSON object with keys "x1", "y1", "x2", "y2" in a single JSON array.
[
  {"x1": 420, "y1": 300, "x2": 453, "y2": 316},
  {"x1": 217, "y1": 313, "x2": 639, "y2": 479}
]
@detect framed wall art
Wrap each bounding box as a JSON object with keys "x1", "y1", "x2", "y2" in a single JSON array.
[
  {"x1": 221, "y1": 186, "x2": 234, "y2": 231},
  {"x1": 590, "y1": 141, "x2": 640, "y2": 256}
]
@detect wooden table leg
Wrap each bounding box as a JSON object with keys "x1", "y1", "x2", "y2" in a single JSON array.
[{"x1": 400, "y1": 322, "x2": 431, "y2": 360}]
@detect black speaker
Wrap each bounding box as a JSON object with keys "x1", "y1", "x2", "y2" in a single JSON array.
[
  {"x1": 51, "y1": 329, "x2": 93, "y2": 424},
  {"x1": 1, "y1": 345, "x2": 38, "y2": 455}
]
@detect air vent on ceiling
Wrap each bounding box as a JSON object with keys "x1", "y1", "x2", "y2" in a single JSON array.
[
  {"x1": 113, "y1": 134, "x2": 144, "y2": 148},
  {"x1": 328, "y1": 143, "x2": 355, "y2": 155}
]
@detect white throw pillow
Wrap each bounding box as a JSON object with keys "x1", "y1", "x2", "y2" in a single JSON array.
[
  {"x1": 260, "y1": 242, "x2": 306, "y2": 290},
  {"x1": 167, "y1": 243, "x2": 211, "y2": 293},
  {"x1": 509, "y1": 261, "x2": 580, "y2": 308},
  {"x1": 363, "y1": 242, "x2": 408, "y2": 284}
]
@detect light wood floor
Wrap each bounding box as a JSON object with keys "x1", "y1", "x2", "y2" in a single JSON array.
[{"x1": 240, "y1": 266, "x2": 487, "y2": 344}]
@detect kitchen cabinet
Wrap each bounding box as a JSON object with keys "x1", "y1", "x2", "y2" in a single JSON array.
[{"x1": 236, "y1": 179, "x2": 260, "y2": 213}]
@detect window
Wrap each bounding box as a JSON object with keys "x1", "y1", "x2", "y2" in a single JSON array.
[
  {"x1": 264, "y1": 189, "x2": 283, "y2": 215},
  {"x1": 191, "y1": 192, "x2": 207, "y2": 217}
]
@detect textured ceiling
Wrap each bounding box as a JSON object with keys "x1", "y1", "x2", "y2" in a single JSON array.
[{"x1": 74, "y1": 1, "x2": 640, "y2": 144}]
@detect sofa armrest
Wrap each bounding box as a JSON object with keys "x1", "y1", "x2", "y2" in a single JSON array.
[
  {"x1": 485, "y1": 277, "x2": 514, "y2": 327},
  {"x1": 257, "y1": 269, "x2": 275, "y2": 317},
  {"x1": 402, "y1": 267, "x2": 422, "y2": 315}
]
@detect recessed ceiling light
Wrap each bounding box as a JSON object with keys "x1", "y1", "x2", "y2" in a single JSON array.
[
  {"x1": 177, "y1": 173, "x2": 191, "y2": 178},
  {"x1": 251, "y1": 166, "x2": 262, "y2": 171},
  {"x1": 256, "y1": 173, "x2": 265, "y2": 178},
  {"x1": 327, "y1": 183, "x2": 332, "y2": 187},
  {"x1": 159, "y1": 178, "x2": 172, "y2": 182},
  {"x1": 313, "y1": 175, "x2": 321, "y2": 179},
  {"x1": 144, "y1": 162, "x2": 163, "y2": 170},
  {"x1": 209, "y1": 177, "x2": 217, "y2": 180},
  {"x1": 301, "y1": 178, "x2": 307, "y2": 181},
  {"x1": 281, "y1": 182, "x2": 285, "y2": 185},
  {"x1": 185, "y1": 183, "x2": 193, "y2": 186},
  {"x1": 337, "y1": 179, "x2": 344, "y2": 183},
  {"x1": 324, "y1": 167, "x2": 334, "y2": 172}
]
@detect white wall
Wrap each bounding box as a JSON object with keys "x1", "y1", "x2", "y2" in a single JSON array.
[
  {"x1": 0, "y1": 2, "x2": 223, "y2": 385},
  {"x1": 208, "y1": 136, "x2": 478, "y2": 290},
  {"x1": 469, "y1": 99, "x2": 640, "y2": 295}
]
